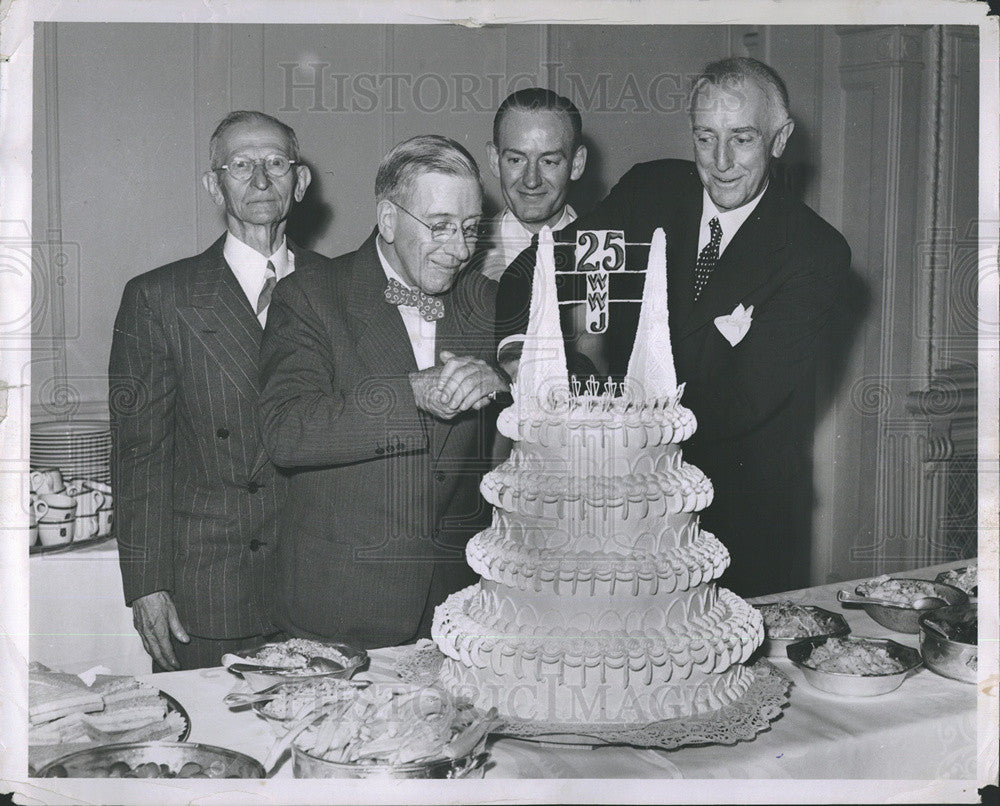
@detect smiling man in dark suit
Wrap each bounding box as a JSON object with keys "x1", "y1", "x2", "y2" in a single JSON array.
[
  {"x1": 497, "y1": 58, "x2": 851, "y2": 596},
  {"x1": 258, "y1": 135, "x2": 507, "y2": 648},
  {"x1": 109, "y1": 111, "x2": 331, "y2": 670}
]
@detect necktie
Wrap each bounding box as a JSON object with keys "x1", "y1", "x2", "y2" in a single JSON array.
[
  {"x1": 693, "y1": 216, "x2": 722, "y2": 301},
  {"x1": 384, "y1": 276, "x2": 445, "y2": 322},
  {"x1": 257, "y1": 261, "x2": 277, "y2": 315}
]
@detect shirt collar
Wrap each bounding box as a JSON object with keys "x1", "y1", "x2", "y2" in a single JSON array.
[
  {"x1": 223, "y1": 231, "x2": 291, "y2": 279},
  {"x1": 700, "y1": 182, "x2": 767, "y2": 238},
  {"x1": 499, "y1": 204, "x2": 577, "y2": 242}
]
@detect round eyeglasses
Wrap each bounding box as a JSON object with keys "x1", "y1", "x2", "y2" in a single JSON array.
[
  {"x1": 393, "y1": 201, "x2": 480, "y2": 243},
  {"x1": 216, "y1": 154, "x2": 298, "y2": 182}
]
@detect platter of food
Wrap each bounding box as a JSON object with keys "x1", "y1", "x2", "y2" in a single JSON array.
[
  {"x1": 754, "y1": 601, "x2": 850, "y2": 657},
  {"x1": 242, "y1": 678, "x2": 368, "y2": 735},
  {"x1": 29, "y1": 664, "x2": 189, "y2": 747},
  {"x1": 36, "y1": 741, "x2": 264, "y2": 778},
  {"x1": 786, "y1": 636, "x2": 922, "y2": 696},
  {"x1": 935, "y1": 565, "x2": 977, "y2": 603},
  {"x1": 846, "y1": 576, "x2": 967, "y2": 633},
  {"x1": 225, "y1": 637, "x2": 368, "y2": 691},
  {"x1": 264, "y1": 681, "x2": 498, "y2": 778}
]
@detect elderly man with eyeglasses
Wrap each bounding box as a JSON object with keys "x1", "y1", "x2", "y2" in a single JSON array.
[
  {"x1": 258, "y1": 134, "x2": 509, "y2": 648},
  {"x1": 109, "y1": 111, "x2": 332, "y2": 671}
]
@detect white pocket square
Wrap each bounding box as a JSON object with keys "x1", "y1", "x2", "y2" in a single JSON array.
[{"x1": 714, "y1": 303, "x2": 754, "y2": 347}]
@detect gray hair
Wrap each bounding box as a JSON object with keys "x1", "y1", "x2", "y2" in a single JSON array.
[
  {"x1": 375, "y1": 135, "x2": 482, "y2": 205},
  {"x1": 209, "y1": 111, "x2": 300, "y2": 169},
  {"x1": 689, "y1": 57, "x2": 791, "y2": 133}
]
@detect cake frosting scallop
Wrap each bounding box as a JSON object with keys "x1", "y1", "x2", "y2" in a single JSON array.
[{"x1": 432, "y1": 227, "x2": 764, "y2": 724}]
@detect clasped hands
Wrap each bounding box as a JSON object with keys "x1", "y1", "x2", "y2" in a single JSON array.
[{"x1": 410, "y1": 350, "x2": 509, "y2": 420}]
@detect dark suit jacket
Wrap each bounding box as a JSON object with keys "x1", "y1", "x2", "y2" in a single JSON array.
[
  {"x1": 108, "y1": 234, "x2": 331, "y2": 639},
  {"x1": 257, "y1": 233, "x2": 497, "y2": 648},
  {"x1": 497, "y1": 159, "x2": 851, "y2": 595}
]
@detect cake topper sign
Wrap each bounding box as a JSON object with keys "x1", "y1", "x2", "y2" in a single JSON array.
[{"x1": 574, "y1": 230, "x2": 625, "y2": 335}]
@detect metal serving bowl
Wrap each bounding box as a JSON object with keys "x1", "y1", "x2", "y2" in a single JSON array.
[
  {"x1": 786, "y1": 636, "x2": 922, "y2": 696},
  {"x1": 935, "y1": 567, "x2": 978, "y2": 604},
  {"x1": 291, "y1": 742, "x2": 489, "y2": 779},
  {"x1": 754, "y1": 603, "x2": 850, "y2": 657},
  {"x1": 233, "y1": 640, "x2": 368, "y2": 692},
  {"x1": 855, "y1": 579, "x2": 968, "y2": 634},
  {"x1": 919, "y1": 604, "x2": 977, "y2": 684},
  {"x1": 36, "y1": 741, "x2": 265, "y2": 778}
]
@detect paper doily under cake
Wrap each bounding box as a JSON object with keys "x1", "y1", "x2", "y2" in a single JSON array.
[{"x1": 393, "y1": 641, "x2": 789, "y2": 750}]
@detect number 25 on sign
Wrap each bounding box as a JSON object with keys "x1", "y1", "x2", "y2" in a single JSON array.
[{"x1": 575, "y1": 230, "x2": 625, "y2": 334}]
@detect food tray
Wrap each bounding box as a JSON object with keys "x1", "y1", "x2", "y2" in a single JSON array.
[{"x1": 786, "y1": 636, "x2": 922, "y2": 696}]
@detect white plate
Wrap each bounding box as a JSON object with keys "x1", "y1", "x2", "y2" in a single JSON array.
[{"x1": 32, "y1": 420, "x2": 110, "y2": 435}]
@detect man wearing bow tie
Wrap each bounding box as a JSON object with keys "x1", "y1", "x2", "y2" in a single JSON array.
[
  {"x1": 259, "y1": 135, "x2": 507, "y2": 647},
  {"x1": 110, "y1": 111, "x2": 330, "y2": 670},
  {"x1": 497, "y1": 58, "x2": 851, "y2": 596}
]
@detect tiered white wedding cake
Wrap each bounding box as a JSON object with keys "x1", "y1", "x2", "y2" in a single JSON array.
[{"x1": 433, "y1": 228, "x2": 763, "y2": 724}]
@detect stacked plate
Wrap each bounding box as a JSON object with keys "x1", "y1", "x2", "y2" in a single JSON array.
[{"x1": 31, "y1": 420, "x2": 112, "y2": 484}]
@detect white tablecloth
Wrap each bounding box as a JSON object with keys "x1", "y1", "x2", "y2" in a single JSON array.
[
  {"x1": 29, "y1": 539, "x2": 147, "y2": 676},
  {"x1": 132, "y1": 561, "x2": 978, "y2": 782}
]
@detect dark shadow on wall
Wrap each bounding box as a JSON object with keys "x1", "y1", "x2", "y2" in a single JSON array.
[
  {"x1": 567, "y1": 133, "x2": 608, "y2": 219},
  {"x1": 286, "y1": 160, "x2": 334, "y2": 251}
]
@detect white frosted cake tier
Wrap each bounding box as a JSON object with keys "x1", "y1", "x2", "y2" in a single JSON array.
[
  {"x1": 433, "y1": 586, "x2": 762, "y2": 723},
  {"x1": 497, "y1": 392, "x2": 697, "y2": 449},
  {"x1": 481, "y1": 451, "x2": 714, "y2": 520},
  {"x1": 469, "y1": 578, "x2": 720, "y2": 632},
  {"x1": 480, "y1": 508, "x2": 705, "y2": 556},
  {"x1": 467, "y1": 520, "x2": 730, "y2": 595}
]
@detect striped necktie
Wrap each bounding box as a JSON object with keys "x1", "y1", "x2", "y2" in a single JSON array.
[
  {"x1": 693, "y1": 216, "x2": 722, "y2": 301},
  {"x1": 257, "y1": 260, "x2": 277, "y2": 315}
]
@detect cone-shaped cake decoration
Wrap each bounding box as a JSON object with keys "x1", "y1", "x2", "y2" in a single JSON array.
[
  {"x1": 625, "y1": 228, "x2": 676, "y2": 398},
  {"x1": 516, "y1": 226, "x2": 569, "y2": 407}
]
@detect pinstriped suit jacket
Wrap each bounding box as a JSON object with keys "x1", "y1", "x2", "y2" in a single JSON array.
[
  {"x1": 109, "y1": 234, "x2": 333, "y2": 639},
  {"x1": 258, "y1": 233, "x2": 497, "y2": 648}
]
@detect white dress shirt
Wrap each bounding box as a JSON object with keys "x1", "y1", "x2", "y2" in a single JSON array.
[
  {"x1": 223, "y1": 232, "x2": 294, "y2": 327},
  {"x1": 697, "y1": 184, "x2": 767, "y2": 258},
  {"x1": 376, "y1": 238, "x2": 436, "y2": 371},
  {"x1": 481, "y1": 205, "x2": 577, "y2": 281}
]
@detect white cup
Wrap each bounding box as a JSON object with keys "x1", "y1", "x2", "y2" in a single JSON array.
[
  {"x1": 29, "y1": 504, "x2": 39, "y2": 545},
  {"x1": 75, "y1": 513, "x2": 100, "y2": 541},
  {"x1": 84, "y1": 479, "x2": 112, "y2": 495},
  {"x1": 65, "y1": 478, "x2": 88, "y2": 496},
  {"x1": 37, "y1": 520, "x2": 73, "y2": 546},
  {"x1": 30, "y1": 469, "x2": 64, "y2": 495},
  {"x1": 97, "y1": 507, "x2": 115, "y2": 537},
  {"x1": 33, "y1": 493, "x2": 77, "y2": 524},
  {"x1": 73, "y1": 489, "x2": 105, "y2": 518}
]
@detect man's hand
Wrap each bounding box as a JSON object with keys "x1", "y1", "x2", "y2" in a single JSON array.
[
  {"x1": 436, "y1": 350, "x2": 508, "y2": 412},
  {"x1": 131, "y1": 590, "x2": 189, "y2": 671},
  {"x1": 409, "y1": 351, "x2": 509, "y2": 420}
]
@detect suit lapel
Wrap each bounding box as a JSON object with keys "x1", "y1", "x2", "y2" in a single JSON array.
[
  {"x1": 677, "y1": 183, "x2": 788, "y2": 340},
  {"x1": 345, "y1": 232, "x2": 422, "y2": 382},
  {"x1": 666, "y1": 193, "x2": 702, "y2": 333},
  {"x1": 180, "y1": 236, "x2": 263, "y2": 401}
]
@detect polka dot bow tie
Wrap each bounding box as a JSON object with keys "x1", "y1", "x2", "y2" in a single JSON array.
[{"x1": 384, "y1": 277, "x2": 445, "y2": 322}]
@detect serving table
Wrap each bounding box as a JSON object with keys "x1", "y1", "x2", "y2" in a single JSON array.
[
  {"x1": 29, "y1": 537, "x2": 147, "y2": 675},
  {"x1": 137, "y1": 561, "x2": 978, "y2": 781}
]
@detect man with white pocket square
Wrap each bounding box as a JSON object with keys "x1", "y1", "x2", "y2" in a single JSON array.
[{"x1": 497, "y1": 57, "x2": 850, "y2": 595}]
